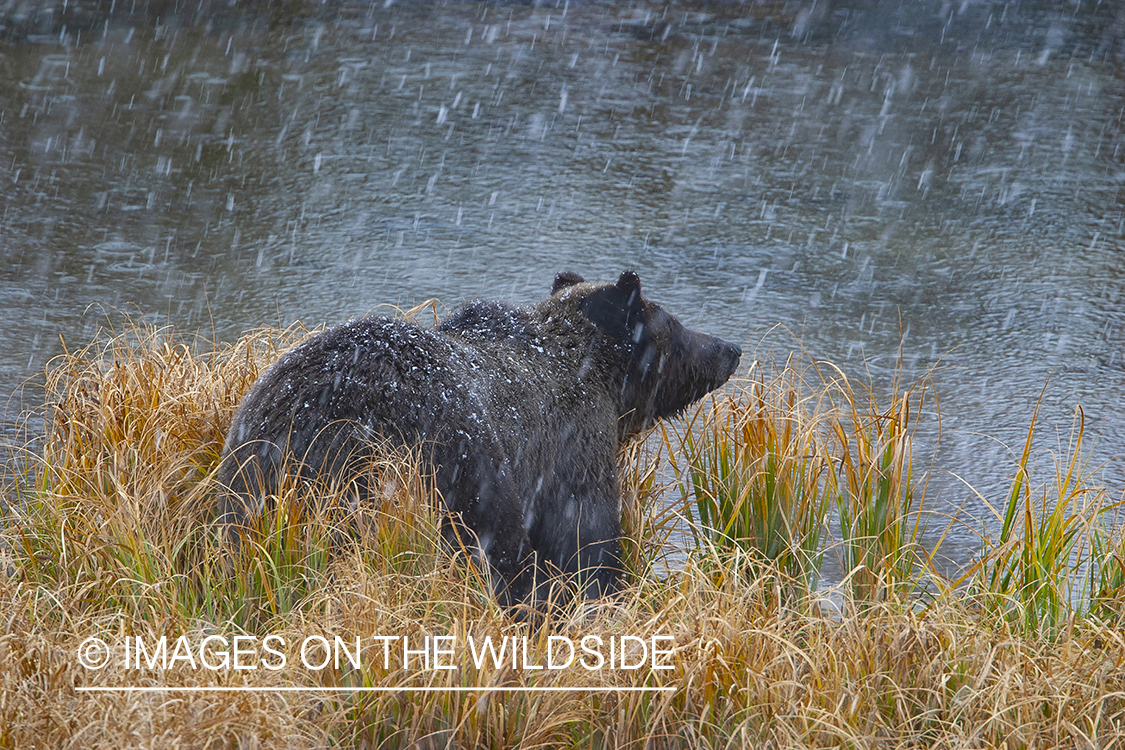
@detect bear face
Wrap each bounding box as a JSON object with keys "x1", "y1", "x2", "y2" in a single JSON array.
[
  {"x1": 550, "y1": 270, "x2": 742, "y2": 439},
  {"x1": 217, "y1": 271, "x2": 741, "y2": 609}
]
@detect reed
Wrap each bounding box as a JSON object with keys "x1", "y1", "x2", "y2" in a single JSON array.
[
  {"x1": 1090, "y1": 519, "x2": 1125, "y2": 625},
  {"x1": 667, "y1": 356, "x2": 931, "y2": 607},
  {"x1": 666, "y1": 358, "x2": 832, "y2": 603},
  {"x1": 617, "y1": 435, "x2": 678, "y2": 584},
  {"x1": 823, "y1": 366, "x2": 928, "y2": 604},
  {"x1": 962, "y1": 402, "x2": 1108, "y2": 636}
]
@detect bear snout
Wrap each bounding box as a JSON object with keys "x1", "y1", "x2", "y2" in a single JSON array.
[
  {"x1": 717, "y1": 340, "x2": 742, "y2": 381},
  {"x1": 692, "y1": 336, "x2": 741, "y2": 384}
]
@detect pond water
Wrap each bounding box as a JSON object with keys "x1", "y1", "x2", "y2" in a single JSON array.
[{"x1": 2, "y1": 0, "x2": 1123, "y2": 574}]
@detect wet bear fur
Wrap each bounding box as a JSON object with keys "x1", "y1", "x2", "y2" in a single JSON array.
[{"x1": 216, "y1": 271, "x2": 742, "y2": 607}]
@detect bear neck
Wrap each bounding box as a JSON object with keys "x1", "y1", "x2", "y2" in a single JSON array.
[{"x1": 527, "y1": 298, "x2": 643, "y2": 442}]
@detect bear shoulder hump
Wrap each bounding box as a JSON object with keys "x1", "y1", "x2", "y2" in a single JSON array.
[{"x1": 437, "y1": 301, "x2": 531, "y2": 341}]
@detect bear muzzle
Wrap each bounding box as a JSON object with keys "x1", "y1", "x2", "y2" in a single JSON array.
[
  {"x1": 687, "y1": 333, "x2": 742, "y2": 389},
  {"x1": 716, "y1": 339, "x2": 742, "y2": 382}
]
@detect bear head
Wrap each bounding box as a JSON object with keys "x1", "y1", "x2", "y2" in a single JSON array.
[{"x1": 551, "y1": 270, "x2": 742, "y2": 440}]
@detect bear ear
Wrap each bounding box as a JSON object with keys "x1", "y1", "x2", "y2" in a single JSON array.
[
  {"x1": 616, "y1": 271, "x2": 642, "y2": 307},
  {"x1": 553, "y1": 271, "x2": 585, "y2": 295},
  {"x1": 580, "y1": 271, "x2": 645, "y2": 340}
]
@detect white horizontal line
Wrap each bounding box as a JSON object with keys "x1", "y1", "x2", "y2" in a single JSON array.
[{"x1": 77, "y1": 685, "x2": 675, "y2": 693}]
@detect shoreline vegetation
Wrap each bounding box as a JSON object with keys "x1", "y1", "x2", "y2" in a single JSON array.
[{"x1": 3, "y1": 318, "x2": 1125, "y2": 748}]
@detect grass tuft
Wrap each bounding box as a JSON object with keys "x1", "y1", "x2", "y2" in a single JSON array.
[
  {"x1": 667, "y1": 357, "x2": 831, "y2": 604},
  {"x1": 963, "y1": 402, "x2": 1109, "y2": 636},
  {"x1": 10, "y1": 322, "x2": 307, "y2": 622},
  {"x1": 823, "y1": 365, "x2": 928, "y2": 605}
]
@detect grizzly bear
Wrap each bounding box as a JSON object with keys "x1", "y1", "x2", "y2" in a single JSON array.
[{"x1": 217, "y1": 271, "x2": 741, "y2": 607}]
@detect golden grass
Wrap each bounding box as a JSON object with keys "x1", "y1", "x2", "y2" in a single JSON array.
[
  {"x1": 665, "y1": 358, "x2": 833, "y2": 603},
  {"x1": 822, "y1": 364, "x2": 929, "y2": 605},
  {"x1": 3, "y1": 320, "x2": 1125, "y2": 748}
]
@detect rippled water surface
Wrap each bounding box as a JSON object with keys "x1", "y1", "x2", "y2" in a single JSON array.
[{"x1": 2, "y1": 0, "x2": 1123, "y2": 571}]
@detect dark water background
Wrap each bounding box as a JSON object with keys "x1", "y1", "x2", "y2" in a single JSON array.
[{"x1": 2, "y1": 0, "x2": 1124, "y2": 574}]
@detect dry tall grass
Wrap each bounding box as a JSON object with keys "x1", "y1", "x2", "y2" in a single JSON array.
[{"x1": 3, "y1": 320, "x2": 1125, "y2": 748}]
